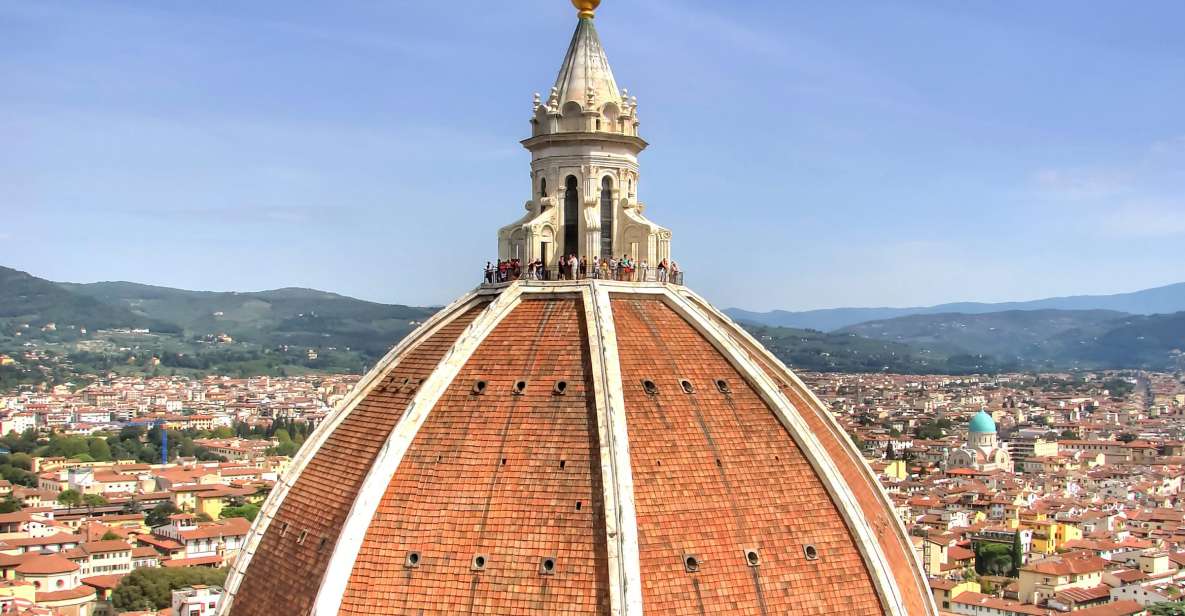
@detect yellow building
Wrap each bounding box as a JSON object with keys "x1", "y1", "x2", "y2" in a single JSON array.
[
  {"x1": 0, "y1": 579, "x2": 36, "y2": 606},
  {"x1": 929, "y1": 578, "x2": 980, "y2": 612},
  {"x1": 170, "y1": 486, "x2": 203, "y2": 512},
  {"x1": 1021, "y1": 519, "x2": 1082, "y2": 554},
  {"x1": 872, "y1": 459, "x2": 908, "y2": 480},
  {"x1": 195, "y1": 485, "x2": 257, "y2": 520}
]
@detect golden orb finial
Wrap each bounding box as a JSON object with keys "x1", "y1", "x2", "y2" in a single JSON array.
[{"x1": 571, "y1": 0, "x2": 600, "y2": 19}]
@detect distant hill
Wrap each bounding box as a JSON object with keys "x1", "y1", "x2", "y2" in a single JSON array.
[
  {"x1": 1050, "y1": 312, "x2": 1185, "y2": 370},
  {"x1": 0, "y1": 266, "x2": 177, "y2": 333},
  {"x1": 839, "y1": 310, "x2": 1127, "y2": 363},
  {"x1": 837, "y1": 309, "x2": 1185, "y2": 371},
  {"x1": 740, "y1": 324, "x2": 955, "y2": 374},
  {"x1": 60, "y1": 280, "x2": 439, "y2": 358},
  {"x1": 4, "y1": 264, "x2": 1183, "y2": 377},
  {"x1": 726, "y1": 281, "x2": 1185, "y2": 331}
]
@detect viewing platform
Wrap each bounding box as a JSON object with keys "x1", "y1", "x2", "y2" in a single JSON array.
[{"x1": 481, "y1": 266, "x2": 684, "y2": 288}]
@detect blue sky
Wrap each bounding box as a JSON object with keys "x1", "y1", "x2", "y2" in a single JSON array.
[{"x1": 3, "y1": 0, "x2": 1183, "y2": 311}]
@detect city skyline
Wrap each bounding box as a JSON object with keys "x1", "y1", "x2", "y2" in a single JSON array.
[{"x1": 4, "y1": 0, "x2": 1185, "y2": 311}]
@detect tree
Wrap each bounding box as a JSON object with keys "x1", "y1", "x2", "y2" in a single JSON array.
[
  {"x1": 1010, "y1": 532, "x2": 1023, "y2": 578},
  {"x1": 100, "y1": 530, "x2": 121, "y2": 541},
  {"x1": 195, "y1": 512, "x2": 213, "y2": 523},
  {"x1": 57, "y1": 489, "x2": 83, "y2": 507},
  {"x1": 1060, "y1": 429, "x2": 1077, "y2": 440},
  {"x1": 88, "y1": 438, "x2": 112, "y2": 462},
  {"x1": 975, "y1": 542, "x2": 1011, "y2": 575},
  {"x1": 272, "y1": 440, "x2": 298, "y2": 457},
  {"x1": 0, "y1": 496, "x2": 21, "y2": 514},
  {"x1": 1148, "y1": 603, "x2": 1185, "y2": 616},
  {"x1": 220, "y1": 503, "x2": 260, "y2": 522},
  {"x1": 51, "y1": 436, "x2": 89, "y2": 458},
  {"x1": 82, "y1": 493, "x2": 108, "y2": 507},
  {"x1": 112, "y1": 567, "x2": 228, "y2": 611},
  {"x1": 8, "y1": 452, "x2": 32, "y2": 471},
  {"x1": 145, "y1": 502, "x2": 179, "y2": 528}
]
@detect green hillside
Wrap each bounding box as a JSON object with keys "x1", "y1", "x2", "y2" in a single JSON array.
[
  {"x1": 0, "y1": 267, "x2": 176, "y2": 333},
  {"x1": 61, "y1": 281, "x2": 438, "y2": 358},
  {"x1": 839, "y1": 309, "x2": 1185, "y2": 371},
  {"x1": 743, "y1": 324, "x2": 963, "y2": 374},
  {"x1": 1051, "y1": 312, "x2": 1185, "y2": 370},
  {"x1": 840, "y1": 310, "x2": 1125, "y2": 360},
  {"x1": 3, "y1": 264, "x2": 1184, "y2": 381}
]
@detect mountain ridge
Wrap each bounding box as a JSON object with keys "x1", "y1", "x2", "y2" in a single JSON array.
[
  {"x1": 3, "y1": 264, "x2": 1184, "y2": 376},
  {"x1": 725, "y1": 281, "x2": 1185, "y2": 331}
]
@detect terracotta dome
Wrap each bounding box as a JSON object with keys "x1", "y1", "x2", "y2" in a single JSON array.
[
  {"x1": 219, "y1": 3, "x2": 935, "y2": 615},
  {"x1": 220, "y1": 283, "x2": 934, "y2": 615}
]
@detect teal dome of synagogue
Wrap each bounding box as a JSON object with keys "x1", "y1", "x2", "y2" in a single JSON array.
[{"x1": 969, "y1": 410, "x2": 997, "y2": 433}]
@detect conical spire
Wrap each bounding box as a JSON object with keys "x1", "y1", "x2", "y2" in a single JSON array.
[{"x1": 549, "y1": 10, "x2": 622, "y2": 112}]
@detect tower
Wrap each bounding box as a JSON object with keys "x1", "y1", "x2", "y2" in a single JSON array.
[
  {"x1": 220, "y1": 3, "x2": 936, "y2": 615},
  {"x1": 498, "y1": 0, "x2": 671, "y2": 268}
]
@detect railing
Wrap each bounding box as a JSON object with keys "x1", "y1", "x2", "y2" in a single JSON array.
[{"x1": 482, "y1": 266, "x2": 684, "y2": 286}]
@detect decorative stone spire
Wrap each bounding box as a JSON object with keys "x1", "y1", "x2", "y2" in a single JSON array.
[
  {"x1": 551, "y1": 3, "x2": 623, "y2": 114},
  {"x1": 499, "y1": 0, "x2": 669, "y2": 269}
]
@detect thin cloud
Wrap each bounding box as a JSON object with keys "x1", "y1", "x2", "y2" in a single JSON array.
[
  {"x1": 1097, "y1": 201, "x2": 1185, "y2": 238},
  {"x1": 1029, "y1": 136, "x2": 1185, "y2": 238}
]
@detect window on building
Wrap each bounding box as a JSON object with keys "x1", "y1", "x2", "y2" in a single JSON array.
[
  {"x1": 563, "y1": 176, "x2": 579, "y2": 257},
  {"x1": 599, "y1": 176, "x2": 614, "y2": 258}
]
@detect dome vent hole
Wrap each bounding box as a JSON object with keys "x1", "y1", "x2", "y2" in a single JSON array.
[
  {"x1": 642, "y1": 380, "x2": 659, "y2": 395},
  {"x1": 472, "y1": 380, "x2": 488, "y2": 395},
  {"x1": 680, "y1": 379, "x2": 695, "y2": 394},
  {"x1": 539, "y1": 556, "x2": 557, "y2": 575},
  {"x1": 296, "y1": 529, "x2": 308, "y2": 546},
  {"x1": 744, "y1": 548, "x2": 760, "y2": 567},
  {"x1": 559, "y1": 459, "x2": 566, "y2": 470},
  {"x1": 682, "y1": 553, "x2": 700, "y2": 573},
  {"x1": 317, "y1": 536, "x2": 328, "y2": 553},
  {"x1": 278, "y1": 522, "x2": 289, "y2": 538},
  {"x1": 553, "y1": 380, "x2": 568, "y2": 395},
  {"x1": 471, "y1": 554, "x2": 488, "y2": 571},
  {"x1": 575, "y1": 501, "x2": 582, "y2": 511},
  {"x1": 405, "y1": 551, "x2": 421, "y2": 568},
  {"x1": 715, "y1": 379, "x2": 731, "y2": 394},
  {"x1": 513, "y1": 380, "x2": 528, "y2": 395},
  {"x1": 803, "y1": 544, "x2": 819, "y2": 561}
]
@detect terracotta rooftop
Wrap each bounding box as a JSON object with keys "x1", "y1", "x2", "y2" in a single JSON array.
[
  {"x1": 1022, "y1": 552, "x2": 1107, "y2": 576},
  {"x1": 15, "y1": 553, "x2": 80, "y2": 575}
]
